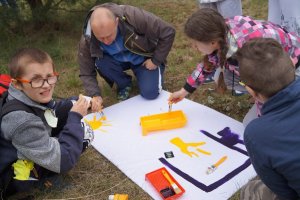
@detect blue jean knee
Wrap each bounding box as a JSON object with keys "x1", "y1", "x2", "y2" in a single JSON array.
[
  {"x1": 134, "y1": 64, "x2": 165, "y2": 100},
  {"x1": 95, "y1": 55, "x2": 132, "y2": 89}
]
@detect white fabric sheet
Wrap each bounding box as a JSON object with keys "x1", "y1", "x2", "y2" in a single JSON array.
[{"x1": 85, "y1": 90, "x2": 256, "y2": 200}]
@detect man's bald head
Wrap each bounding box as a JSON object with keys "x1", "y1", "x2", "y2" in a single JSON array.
[
  {"x1": 90, "y1": 7, "x2": 119, "y2": 45},
  {"x1": 91, "y1": 7, "x2": 116, "y2": 24}
]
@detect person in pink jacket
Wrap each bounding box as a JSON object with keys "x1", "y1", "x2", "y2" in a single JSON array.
[{"x1": 169, "y1": 8, "x2": 300, "y2": 126}]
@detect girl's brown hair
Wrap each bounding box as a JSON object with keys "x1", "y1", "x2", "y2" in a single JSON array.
[
  {"x1": 184, "y1": 8, "x2": 229, "y2": 93},
  {"x1": 8, "y1": 48, "x2": 54, "y2": 78}
]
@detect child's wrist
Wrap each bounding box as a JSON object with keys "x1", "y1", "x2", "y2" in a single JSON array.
[{"x1": 180, "y1": 88, "x2": 189, "y2": 96}]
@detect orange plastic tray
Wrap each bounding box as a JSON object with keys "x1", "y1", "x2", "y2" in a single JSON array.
[
  {"x1": 145, "y1": 167, "x2": 185, "y2": 200},
  {"x1": 140, "y1": 110, "x2": 187, "y2": 136}
]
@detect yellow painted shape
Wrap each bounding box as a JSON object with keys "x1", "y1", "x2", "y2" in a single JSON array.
[
  {"x1": 140, "y1": 110, "x2": 187, "y2": 136},
  {"x1": 85, "y1": 114, "x2": 110, "y2": 130},
  {"x1": 196, "y1": 148, "x2": 211, "y2": 155},
  {"x1": 170, "y1": 137, "x2": 211, "y2": 157}
]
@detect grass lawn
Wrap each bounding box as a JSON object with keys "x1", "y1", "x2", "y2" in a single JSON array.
[{"x1": 1, "y1": 0, "x2": 268, "y2": 199}]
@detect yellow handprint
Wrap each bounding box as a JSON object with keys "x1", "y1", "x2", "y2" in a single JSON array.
[{"x1": 170, "y1": 137, "x2": 211, "y2": 157}]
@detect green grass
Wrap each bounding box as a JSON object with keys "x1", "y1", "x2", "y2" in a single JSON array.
[{"x1": 1, "y1": 0, "x2": 268, "y2": 199}]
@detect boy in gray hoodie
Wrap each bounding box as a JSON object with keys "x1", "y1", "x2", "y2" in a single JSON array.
[{"x1": 0, "y1": 48, "x2": 93, "y2": 198}]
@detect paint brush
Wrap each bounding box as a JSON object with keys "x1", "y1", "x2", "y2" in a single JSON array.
[
  {"x1": 99, "y1": 110, "x2": 105, "y2": 117},
  {"x1": 160, "y1": 187, "x2": 175, "y2": 198},
  {"x1": 98, "y1": 108, "x2": 106, "y2": 120},
  {"x1": 206, "y1": 156, "x2": 227, "y2": 174},
  {"x1": 168, "y1": 101, "x2": 172, "y2": 112},
  {"x1": 162, "y1": 170, "x2": 182, "y2": 194}
]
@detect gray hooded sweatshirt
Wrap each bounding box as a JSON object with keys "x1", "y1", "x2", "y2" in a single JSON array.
[{"x1": 1, "y1": 85, "x2": 84, "y2": 173}]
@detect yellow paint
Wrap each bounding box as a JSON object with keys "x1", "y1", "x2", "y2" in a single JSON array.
[
  {"x1": 196, "y1": 148, "x2": 211, "y2": 155},
  {"x1": 170, "y1": 137, "x2": 211, "y2": 157},
  {"x1": 206, "y1": 156, "x2": 228, "y2": 174},
  {"x1": 85, "y1": 114, "x2": 110, "y2": 131}
]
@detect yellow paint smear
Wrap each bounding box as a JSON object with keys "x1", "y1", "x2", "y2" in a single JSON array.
[
  {"x1": 170, "y1": 137, "x2": 211, "y2": 157},
  {"x1": 85, "y1": 114, "x2": 110, "y2": 131}
]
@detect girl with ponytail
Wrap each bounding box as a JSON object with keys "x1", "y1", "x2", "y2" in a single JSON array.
[{"x1": 169, "y1": 8, "x2": 300, "y2": 125}]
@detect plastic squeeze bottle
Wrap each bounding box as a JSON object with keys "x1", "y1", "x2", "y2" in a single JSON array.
[{"x1": 108, "y1": 194, "x2": 129, "y2": 200}]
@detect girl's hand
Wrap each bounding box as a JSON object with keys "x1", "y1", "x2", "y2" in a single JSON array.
[
  {"x1": 168, "y1": 88, "x2": 189, "y2": 104},
  {"x1": 71, "y1": 95, "x2": 90, "y2": 116}
]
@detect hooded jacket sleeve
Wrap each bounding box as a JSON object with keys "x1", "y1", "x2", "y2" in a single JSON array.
[
  {"x1": 1, "y1": 110, "x2": 84, "y2": 173},
  {"x1": 78, "y1": 35, "x2": 102, "y2": 97},
  {"x1": 244, "y1": 122, "x2": 300, "y2": 200}
]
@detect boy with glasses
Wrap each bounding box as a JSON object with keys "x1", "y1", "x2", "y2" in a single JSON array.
[
  {"x1": 0, "y1": 48, "x2": 93, "y2": 198},
  {"x1": 236, "y1": 38, "x2": 300, "y2": 200}
]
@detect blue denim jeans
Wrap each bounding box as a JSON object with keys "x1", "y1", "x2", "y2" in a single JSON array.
[{"x1": 95, "y1": 54, "x2": 165, "y2": 100}]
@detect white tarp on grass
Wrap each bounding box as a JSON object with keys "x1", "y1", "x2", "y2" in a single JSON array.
[{"x1": 85, "y1": 90, "x2": 256, "y2": 200}]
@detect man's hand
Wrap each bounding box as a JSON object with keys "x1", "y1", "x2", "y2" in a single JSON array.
[
  {"x1": 91, "y1": 96, "x2": 103, "y2": 113},
  {"x1": 143, "y1": 59, "x2": 158, "y2": 70}
]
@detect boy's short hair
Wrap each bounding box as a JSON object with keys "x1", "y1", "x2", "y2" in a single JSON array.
[
  {"x1": 235, "y1": 38, "x2": 295, "y2": 98},
  {"x1": 8, "y1": 48, "x2": 54, "y2": 78}
]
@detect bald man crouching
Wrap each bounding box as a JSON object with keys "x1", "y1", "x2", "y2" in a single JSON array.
[{"x1": 78, "y1": 3, "x2": 175, "y2": 111}]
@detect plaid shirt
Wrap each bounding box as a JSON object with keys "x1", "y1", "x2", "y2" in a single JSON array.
[{"x1": 184, "y1": 16, "x2": 300, "y2": 93}]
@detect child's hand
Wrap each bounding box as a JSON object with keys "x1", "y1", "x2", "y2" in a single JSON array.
[
  {"x1": 91, "y1": 96, "x2": 103, "y2": 113},
  {"x1": 168, "y1": 88, "x2": 189, "y2": 104},
  {"x1": 71, "y1": 95, "x2": 90, "y2": 116}
]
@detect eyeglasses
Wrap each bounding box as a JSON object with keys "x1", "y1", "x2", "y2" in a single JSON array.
[{"x1": 16, "y1": 72, "x2": 59, "y2": 88}]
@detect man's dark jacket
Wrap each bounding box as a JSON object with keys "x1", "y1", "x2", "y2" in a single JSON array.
[{"x1": 78, "y1": 3, "x2": 175, "y2": 97}]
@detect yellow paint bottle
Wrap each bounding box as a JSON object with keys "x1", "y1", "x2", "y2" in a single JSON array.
[{"x1": 108, "y1": 194, "x2": 128, "y2": 200}]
